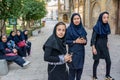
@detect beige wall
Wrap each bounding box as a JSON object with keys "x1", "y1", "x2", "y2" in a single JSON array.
[
  {"x1": 59, "y1": 0, "x2": 119, "y2": 34},
  {"x1": 84, "y1": 0, "x2": 118, "y2": 34}
]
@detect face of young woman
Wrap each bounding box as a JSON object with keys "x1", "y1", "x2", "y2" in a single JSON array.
[
  {"x1": 56, "y1": 25, "x2": 66, "y2": 38},
  {"x1": 25, "y1": 31, "x2": 28, "y2": 35},
  {"x1": 17, "y1": 31, "x2": 21, "y2": 36},
  {"x1": 102, "y1": 13, "x2": 109, "y2": 23},
  {"x1": 73, "y1": 15, "x2": 81, "y2": 26},
  {"x1": 2, "y1": 36, "x2": 7, "y2": 42},
  {"x1": 12, "y1": 32, "x2": 16, "y2": 36}
]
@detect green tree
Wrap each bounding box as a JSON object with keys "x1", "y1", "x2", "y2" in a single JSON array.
[
  {"x1": 21, "y1": 0, "x2": 47, "y2": 29},
  {"x1": 0, "y1": 0, "x2": 22, "y2": 34}
]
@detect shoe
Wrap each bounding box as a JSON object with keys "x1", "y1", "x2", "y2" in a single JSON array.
[
  {"x1": 22, "y1": 57, "x2": 26, "y2": 60},
  {"x1": 93, "y1": 77, "x2": 98, "y2": 80},
  {"x1": 23, "y1": 61, "x2": 30, "y2": 68},
  {"x1": 105, "y1": 75, "x2": 114, "y2": 80}
]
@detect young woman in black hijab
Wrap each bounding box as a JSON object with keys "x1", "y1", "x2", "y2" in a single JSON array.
[
  {"x1": 66, "y1": 13, "x2": 87, "y2": 80},
  {"x1": 8, "y1": 31, "x2": 16, "y2": 41},
  {"x1": 15, "y1": 30, "x2": 27, "y2": 58},
  {"x1": 23, "y1": 30, "x2": 31, "y2": 56},
  {"x1": 43, "y1": 22, "x2": 72, "y2": 80},
  {"x1": 0, "y1": 35, "x2": 30, "y2": 68},
  {"x1": 91, "y1": 12, "x2": 114, "y2": 80},
  {"x1": 7, "y1": 31, "x2": 24, "y2": 58}
]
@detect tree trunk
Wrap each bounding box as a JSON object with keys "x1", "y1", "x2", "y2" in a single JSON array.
[
  {"x1": 13, "y1": 25, "x2": 17, "y2": 32},
  {"x1": 21, "y1": 18, "x2": 26, "y2": 30},
  {"x1": 26, "y1": 20, "x2": 30, "y2": 30},
  {"x1": 0, "y1": 19, "x2": 6, "y2": 36},
  {"x1": 30, "y1": 20, "x2": 34, "y2": 28}
]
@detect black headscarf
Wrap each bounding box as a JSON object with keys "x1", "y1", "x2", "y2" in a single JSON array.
[
  {"x1": 93, "y1": 11, "x2": 111, "y2": 35},
  {"x1": 8, "y1": 31, "x2": 16, "y2": 41},
  {"x1": 43, "y1": 22, "x2": 67, "y2": 54},
  {"x1": 0, "y1": 35, "x2": 8, "y2": 49},
  {"x1": 23, "y1": 30, "x2": 28, "y2": 41},
  {"x1": 66, "y1": 13, "x2": 87, "y2": 40},
  {"x1": 15, "y1": 30, "x2": 25, "y2": 43}
]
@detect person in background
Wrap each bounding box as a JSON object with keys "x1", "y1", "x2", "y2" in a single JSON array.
[
  {"x1": 0, "y1": 35, "x2": 30, "y2": 68},
  {"x1": 43, "y1": 22, "x2": 72, "y2": 80},
  {"x1": 7, "y1": 31, "x2": 23, "y2": 56},
  {"x1": 15, "y1": 30, "x2": 27, "y2": 58},
  {"x1": 66, "y1": 13, "x2": 87, "y2": 80},
  {"x1": 91, "y1": 11, "x2": 114, "y2": 80},
  {"x1": 23, "y1": 30, "x2": 32, "y2": 56}
]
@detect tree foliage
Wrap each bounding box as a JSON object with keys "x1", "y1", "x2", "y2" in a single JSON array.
[
  {"x1": 21, "y1": 0, "x2": 47, "y2": 21},
  {"x1": 0, "y1": 0, "x2": 22, "y2": 19}
]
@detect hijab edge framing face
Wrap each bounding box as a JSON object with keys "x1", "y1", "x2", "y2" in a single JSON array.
[
  {"x1": 53, "y1": 22, "x2": 66, "y2": 39},
  {"x1": 93, "y1": 11, "x2": 111, "y2": 35},
  {"x1": 1, "y1": 35, "x2": 7, "y2": 43},
  {"x1": 71, "y1": 13, "x2": 82, "y2": 27},
  {"x1": 10, "y1": 31, "x2": 16, "y2": 37},
  {"x1": 67, "y1": 13, "x2": 87, "y2": 40},
  {"x1": 23, "y1": 30, "x2": 28, "y2": 35},
  {"x1": 17, "y1": 30, "x2": 22, "y2": 36},
  {"x1": 43, "y1": 22, "x2": 67, "y2": 54}
]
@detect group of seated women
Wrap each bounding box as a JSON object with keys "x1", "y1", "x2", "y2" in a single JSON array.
[{"x1": 0, "y1": 30, "x2": 32, "y2": 68}]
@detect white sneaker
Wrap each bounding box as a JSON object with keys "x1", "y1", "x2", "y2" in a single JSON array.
[
  {"x1": 23, "y1": 61, "x2": 30, "y2": 67},
  {"x1": 22, "y1": 57, "x2": 26, "y2": 60}
]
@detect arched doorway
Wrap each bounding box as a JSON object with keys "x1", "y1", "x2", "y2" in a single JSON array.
[{"x1": 63, "y1": 14, "x2": 69, "y2": 23}]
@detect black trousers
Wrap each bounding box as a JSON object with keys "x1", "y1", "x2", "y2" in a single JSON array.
[
  {"x1": 93, "y1": 57, "x2": 111, "y2": 77},
  {"x1": 0, "y1": 55, "x2": 25, "y2": 67},
  {"x1": 26, "y1": 41, "x2": 31, "y2": 56},
  {"x1": 69, "y1": 68, "x2": 83, "y2": 80}
]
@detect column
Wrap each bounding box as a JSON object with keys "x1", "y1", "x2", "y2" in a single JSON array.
[{"x1": 85, "y1": 0, "x2": 90, "y2": 28}]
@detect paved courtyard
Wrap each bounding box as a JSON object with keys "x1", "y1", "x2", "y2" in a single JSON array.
[{"x1": 0, "y1": 20, "x2": 120, "y2": 80}]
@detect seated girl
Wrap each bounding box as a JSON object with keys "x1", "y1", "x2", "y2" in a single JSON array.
[
  {"x1": 15, "y1": 30, "x2": 27, "y2": 58},
  {"x1": 23, "y1": 30, "x2": 32, "y2": 56}
]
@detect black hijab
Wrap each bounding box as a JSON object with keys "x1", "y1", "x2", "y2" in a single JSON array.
[
  {"x1": 15, "y1": 30, "x2": 25, "y2": 43},
  {"x1": 43, "y1": 22, "x2": 67, "y2": 54},
  {"x1": 0, "y1": 35, "x2": 8, "y2": 49},
  {"x1": 8, "y1": 31, "x2": 16, "y2": 41},
  {"x1": 23, "y1": 30, "x2": 28, "y2": 41},
  {"x1": 93, "y1": 11, "x2": 111, "y2": 35},
  {"x1": 16, "y1": 30, "x2": 25, "y2": 41},
  {"x1": 66, "y1": 13, "x2": 87, "y2": 40}
]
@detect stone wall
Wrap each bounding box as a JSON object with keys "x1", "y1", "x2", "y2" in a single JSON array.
[{"x1": 85, "y1": 0, "x2": 118, "y2": 34}]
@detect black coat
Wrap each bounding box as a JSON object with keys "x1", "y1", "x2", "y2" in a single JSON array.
[{"x1": 91, "y1": 30, "x2": 110, "y2": 60}]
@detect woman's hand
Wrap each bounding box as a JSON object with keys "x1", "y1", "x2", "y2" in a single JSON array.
[
  {"x1": 64, "y1": 54, "x2": 72, "y2": 62},
  {"x1": 92, "y1": 46, "x2": 97, "y2": 55},
  {"x1": 75, "y1": 38, "x2": 86, "y2": 44},
  {"x1": 13, "y1": 49, "x2": 17, "y2": 54}
]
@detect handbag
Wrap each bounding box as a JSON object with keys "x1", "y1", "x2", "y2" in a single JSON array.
[
  {"x1": 17, "y1": 41, "x2": 26, "y2": 47},
  {"x1": 5, "y1": 53, "x2": 17, "y2": 56}
]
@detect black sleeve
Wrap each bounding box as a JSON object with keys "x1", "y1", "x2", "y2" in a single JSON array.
[
  {"x1": 0, "y1": 44, "x2": 7, "y2": 54},
  {"x1": 91, "y1": 30, "x2": 97, "y2": 46},
  {"x1": 44, "y1": 47, "x2": 60, "y2": 62},
  {"x1": 83, "y1": 36, "x2": 87, "y2": 45}
]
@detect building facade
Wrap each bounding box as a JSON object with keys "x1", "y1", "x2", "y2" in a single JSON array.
[{"x1": 58, "y1": 0, "x2": 120, "y2": 34}]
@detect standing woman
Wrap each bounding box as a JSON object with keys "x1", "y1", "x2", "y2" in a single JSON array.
[
  {"x1": 43, "y1": 22, "x2": 71, "y2": 80},
  {"x1": 23, "y1": 30, "x2": 32, "y2": 56},
  {"x1": 91, "y1": 12, "x2": 114, "y2": 80},
  {"x1": 66, "y1": 13, "x2": 87, "y2": 80}
]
